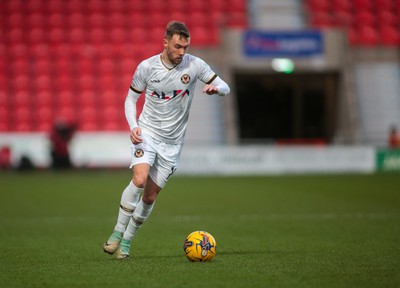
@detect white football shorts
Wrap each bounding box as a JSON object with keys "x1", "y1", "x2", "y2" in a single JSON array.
[{"x1": 129, "y1": 132, "x2": 183, "y2": 188}]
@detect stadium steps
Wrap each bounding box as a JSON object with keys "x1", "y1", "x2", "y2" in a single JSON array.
[
  {"x1": 249, "y1": 0, "x2": 305, "y2": 29},
  {"x1": 354, "y1": 62, "x2": 400, "y2": 146}
]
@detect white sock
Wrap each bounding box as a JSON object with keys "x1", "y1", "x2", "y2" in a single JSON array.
[
  {"x1": 114, "y1": 181, "x2": 143, "y2": 233},
  {"x1": 123, "y1": 199, "x2": 154, "y2": 241}
]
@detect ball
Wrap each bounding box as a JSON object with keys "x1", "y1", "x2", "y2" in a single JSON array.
[{"x1": 183, "y1": 230, "x2": 217, "y2": 262}]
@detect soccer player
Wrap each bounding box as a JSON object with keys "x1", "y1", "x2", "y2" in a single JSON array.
[{"x1": 103, "y1": 21, "x2": 230, "y2": 259}]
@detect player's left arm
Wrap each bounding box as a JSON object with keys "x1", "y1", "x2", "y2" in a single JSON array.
[{"x1": 203, "y1": 76, "x2": 230, "y2": 96}]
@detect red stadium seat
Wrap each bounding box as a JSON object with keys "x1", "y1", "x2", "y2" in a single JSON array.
[
  {"x1": 14, "y1": 90, "x2": 30, "y2": 108},
  {"x1": 79, "y1": 89, "x2": 96, "y2": 107},
  {"x1": 27, "y1": 28, "x2": 47, "y2": 44},
  {"x1": 67, "y1": 0, "x2": 85, "y2": 13},
  {"x1": 332, "y1": 0, "x2": 352, "y2": 12},
  {"x1": 380, "y1": 25, "x2": 400, "y2": 46},
  {"x1": 86, "y1": 0, "x2": 105, "y2": 13},
  {"x1": 0, "y1": 73, "x2": 7, "y2": 94},
  {"x1": 30, "y1": 44, "x2": 51, "y2": 59},
  {"x1": 88, "y1": 13, "x2": 106, "y2": 29},
  {"x1": 78, "y1": 74, "x2": 95, "y2": 90},
  {"x1": 226, "y1": 12, "x2": 248, "y2": 28},
  {"x1": 100, "y1": 89, "x2": 119, "y2": 107},
  {"x1": 58, "y1": 106, "x2": 76, "y2": 125},
  {"x1": 37, "y1": 107, "x2": 54, "y2": 132},
  {"x1": 47, "y1": 1, "x2": 64, "y2": 14},
  {"x1": 353, "y1": 25, "x2": 379, "y2": 46},
  {"x1": 209, "y1": 0, "x2": 226, "y2": 13},
  {"x1": 0, "y1": 90, "x2": 8, "y2": 107},
  {"x1": 77, "y1": 58, "x2": 95, "y2": 76},
  {"x1": 102, "y1": 106, "x2": 119, "y2": 125},
  {"x1": 78, "y1": 106, "x2": 97, "y2": 131},
  {"x1": 126, "y1": 12, "x2": 148, "y2": 28},
  {"x1": 190, "y1": 27, "x2": 217, "y2": 47},
  {"x1": 228, "y1": 0, "x2": 247, "y2": 13},
  {"x1": 187, "y1": 0, "x2": 206, "y2": 13},
  {"x1": 69, "y1": 28, "x2": 86, "y2": 44},
  {"x1": 149, "y1": 26, "x2": 166, "y2": 42},
  {"x1": 26, "y1": 0, "x2": 42, "y2": 14},
  {"x1": 14, "y1": 107, "x2": 32, "y2": 131},
  {"x1": 354, "y1": 0, "x2": 374, "y2": 10},
  {"x1": 354, "y1": 10, "x2": 376, "y2": 27},
  {"x1": 48, "y1": 28, "x2": 65, "y2": 45},
  {"x1": 36, "y1": 74, "x2": 52, "y2": 91},
  {"x1": 118, "y1": 43, "x2": 137, "y2": 60},
  {"x1": 332, "y1": 10, "x2": 353, "y2": 27},
  {"x1": 8, "y1": 44, "x2": 28, "y2": 60},
  {"x1": 47, "y1": 12, "x2": 68, "y2": 29},
  {"x1": 306, "y1": 0, "x2": 330, "y2": 12},
  {"x1": 0, "y1": 107, "x2": 9, "y2": 131},
  {"x1": 120, "y1": 59, "x2": 135, "y2": 75},
  {"x1": 146, "y1": 11, "x2": 171, "y2": 29},
  {"x1": 5, "y1": 0, "x2": 23, "y2": 13},
  {"x1": 376, "y1": 10, "x2": 398, "y2": 27},
  {"x1": 13, "y1": 74, "x2": 30, "y2": 90},
  {"x1": 57, "y1": 90, "x2": 75, "y2": 108},
  {"x1": 7, "y1": 28, "x2": 24, "y2": 44},
  {"x1": 375, "y1": 0, "x2": 393, "y2": 10},
  {"x1": 36, "y1": 90, "x2": 54, "y2": 107},
  {"x1": 186, "y1": 12, "x2": 207, "y2": 29},
  {"x1": 27, "y1": 13, "x2": 45, "y2": 30},
  {"x1": 89, "y1": 28, "x2": 107, "y2": 45},
  {"x1": 108, "y1": 12, "x2": 127, "y2": 29},
  {"x1": 99, "y1": 58, "x2": 115, "y2": 74},
  {"x1": 309, "y1": 12, "x2": 333, "y2": 28},
  {"x1": 147, "y1": 0, "x2": 166, "y2": 14},
  {"x1": 55, "y1": 74, "x2": 73, "y2": 91}
]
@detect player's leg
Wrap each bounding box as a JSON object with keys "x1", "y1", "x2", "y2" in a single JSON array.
[
  {"x1": 117, "y1": 176, "x2": 161, "y2": 259},
  {"x1": 116, "y1": 138, "x2": 182, "y2": 259},
  {"x1": 103, "y1": 139, "x2": 154, "y2": 255},
  {"x1": 103, "y1": 178, "x2": 144, "y2": 254}
]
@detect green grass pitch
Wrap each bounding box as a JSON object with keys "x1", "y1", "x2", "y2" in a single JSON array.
[{"x1": 0, "y1": 170, "x2": 399, "y2": 288}]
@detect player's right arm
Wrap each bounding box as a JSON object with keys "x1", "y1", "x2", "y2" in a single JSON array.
[
  {"x1": 124, "y1": 62, "x2": 148, "y2": 144},
  {"x1": 124, "y1": 88, "x2": 143, "y2": 144}
]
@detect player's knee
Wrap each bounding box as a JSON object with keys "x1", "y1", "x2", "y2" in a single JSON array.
[{"x1": 132, "y1": 174, "x2": 147, "y2": 188}]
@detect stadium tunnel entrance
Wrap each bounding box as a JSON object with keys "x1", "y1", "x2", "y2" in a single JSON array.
[{"x1": 234, "y1": 72, "x2": 339, "y2": 145}]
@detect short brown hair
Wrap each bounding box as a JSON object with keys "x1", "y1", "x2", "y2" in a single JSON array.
[{"x1": 165, "y1": 21, "x2": 190, "y2": 39}]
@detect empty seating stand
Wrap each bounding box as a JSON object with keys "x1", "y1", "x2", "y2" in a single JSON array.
[
  {"x1": 305, "y1": 0, "x2": 400, "y2": 46},
  {"x1": 0, "y1": 0, "x2": 248, "y2": 132}
]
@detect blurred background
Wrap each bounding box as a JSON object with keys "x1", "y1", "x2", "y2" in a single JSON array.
[{"x1": 0, "y1": 0, "x2": 400, "y2": 173}]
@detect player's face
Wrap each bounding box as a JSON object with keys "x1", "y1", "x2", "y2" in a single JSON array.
[{"x1": 164, "y1": 34, "x2": 190, "y2": 65}]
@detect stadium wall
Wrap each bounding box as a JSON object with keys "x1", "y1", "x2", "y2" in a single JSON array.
[{"x1": 0, "y1": 132, "x2": 379, "y2": 173}]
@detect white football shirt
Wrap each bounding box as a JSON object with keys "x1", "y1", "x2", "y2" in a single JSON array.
[{"x1": 129, "y1": 53, "x2": 218, "y2": 144}]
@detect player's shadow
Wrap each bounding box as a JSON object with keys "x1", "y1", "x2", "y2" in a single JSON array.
[{"x1": 107, "y1": 250, "x2": 271, "y2": 261}]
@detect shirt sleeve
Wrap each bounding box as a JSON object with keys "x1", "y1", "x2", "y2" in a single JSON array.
[
  {"x1": 196, "y1": 57, "x2": 218, "y2": 85},
  {"x1": 210, "y1": 76, "x2": 230, "y2": 96},
  {"x1": 125, "y1": 61, "x2": 148, "y2": 130},
  {"x1": 196, "y1": 57, "x2": 230, "y2": 96},
  {"x1": 130, "y1": 61, "x2": 148, "y2": 93},
  {"x1": 124, "y1": 88, "x2": 142, "y2": 131}
]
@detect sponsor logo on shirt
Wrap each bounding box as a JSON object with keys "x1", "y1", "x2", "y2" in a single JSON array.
[{"x1": 151, "y1": 89, "x2": 190, "y2": 100}]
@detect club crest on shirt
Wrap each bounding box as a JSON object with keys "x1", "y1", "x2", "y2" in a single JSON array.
[
  {"x1": 181, "y1": 74, "x2": 191, "y2": 84},
  {"x1": 134, "y1": 148, "x2": 144, "y2": 158}
]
